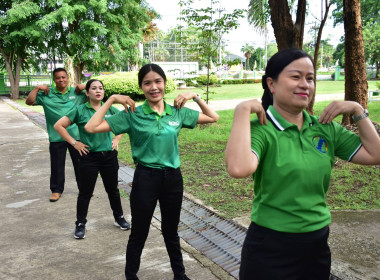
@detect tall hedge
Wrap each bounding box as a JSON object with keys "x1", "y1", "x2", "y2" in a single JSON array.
[{"x1": 92, "y1": 72, "x2": 176, "y2": 98}]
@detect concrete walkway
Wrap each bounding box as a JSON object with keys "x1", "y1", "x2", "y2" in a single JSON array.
[{"x1": 0, "y1": 100, "x2": 223, "y2": 280}]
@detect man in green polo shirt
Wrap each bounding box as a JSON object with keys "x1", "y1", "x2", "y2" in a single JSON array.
[{"x1": 26, "y1": 68, "x2": 87, "y2": 202}]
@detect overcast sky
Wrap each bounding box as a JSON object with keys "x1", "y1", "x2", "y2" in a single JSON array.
[{"x1": 146, "y1": 0, "x2": 344, "y2": 56}]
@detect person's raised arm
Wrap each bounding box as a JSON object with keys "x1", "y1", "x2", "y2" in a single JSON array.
[
  {"x1": 54, "y1": 116, "x2": 89, "y2": 156},
  {"x1": 26, "y1": 85, "x2": 49, "y2": 105},
  {"x1": 75, "y1": 84, "x2": 86, "y2": 94},
  {"x1": 173, "y1": 92, "x2": 219, "y2": 124},
  {"x1": 85, "y1": 94, "x2": 135, "y2": 133},
  {"x1": 225, "y1": 99, "x2": 267, "y2": 178},
  {"x1": 319, "y1": 100, "x2": 380, "y2": 165}
]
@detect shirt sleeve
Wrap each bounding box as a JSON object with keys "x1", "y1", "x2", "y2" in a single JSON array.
[
  {"x1": 250, "y1": 120, "x2": 267, "y2": 162},
  {"x1": 179, "y1": 107, "x2": 199, "y2": 129},
  {"x1": 109, "y1": 105, "x2": 121, "y2": 115},
  {"x1": 34, "y1": 92, "x2": 45, "y2": 106},
  {"x1": 106, "y1": 109, "x2": 131, "y2": 135},
  {"x1": 332, "y1": 121, "x2": 362, "y2": 161},
  {"x1": 66, "y1": 107, "x2": 79, "y2": 124}
]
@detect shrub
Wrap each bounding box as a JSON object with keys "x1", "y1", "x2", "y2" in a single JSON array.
[
  {"x1": 92, "y1": 72, "x2": 176, "y2": 98},
  {"x1": 196, "y1": 75, "x2": 219, "y2": 85}
]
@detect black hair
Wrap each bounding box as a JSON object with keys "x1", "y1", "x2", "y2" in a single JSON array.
[
  {"x1": 52, "y1": 68, "x2": 67, "y2": 77},
  {"x1": 261, "y1": 48, "x2": 313, "y2": 111},
  {"x1": 138, "y1": 64, "x2": 166, "y2": 88},
  {"x1": 85, "y1": 79, "x2": 104, "y2": 92}
]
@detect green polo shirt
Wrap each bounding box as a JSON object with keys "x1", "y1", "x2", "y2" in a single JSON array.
[
  {"x1": 250, "y1": 105, "x2": 362, "y2": 233},
  {"x1": 66, "y1": 102, "x2": 120, "y2": 152},
  {"x1": 35, "y1": 87, "x2": 87, "y2": 142},
  {"x1": 107, "y1": 100, "x2": 199, "y2": 169}
]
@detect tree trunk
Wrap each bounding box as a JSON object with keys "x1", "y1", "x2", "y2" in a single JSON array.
[
  {"x1": 268, "y1": 0, "x2": 306, "y2": 50},
  {"x1": 73, "y1": 62, "x2": 84, "y2": 85},
  {"x1": 307, "y1": 0, "x2": 334, "y2": 115},
  {"x1": 11, "y1": 55, "x2": 22, "y2": 100},
  {"x1": 342, "y1": 0, "x2": 368, "y2": 125},
  {"x1": 0, "y1": 49, "x2": 21, "y2": 100},
  {"x1": 64, "y1": 56, "x2": 76, "y2": 87}
]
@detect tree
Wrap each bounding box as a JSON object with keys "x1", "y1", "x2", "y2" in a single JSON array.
[
  {"x1": 332, "y1": 0, "x2": 380, "y2": 73},
  {"x1": 37, "y1": 0, "x2": 153, "y2": 84},
  {"x1": 248, "y1": 0, "x2": 334, "y2": 114},
  {"x1": 342, "y1": 0, "x2": 368, "y2": 125},
  {"x1": 179, "y1": 0, "x2": 245, "y2": 103},
  {"x1": 362, "y1": 17, "x2": 380, "y2": 77},
  {"x1": 240, "y1": 44, "x2": 255, "y2": 70},
  {"x1": 250, "y1": 47, "x2": 265, "y2": 70},
  {"x1": 0, "y1": 1, "x2": 44, "y2": 99}
]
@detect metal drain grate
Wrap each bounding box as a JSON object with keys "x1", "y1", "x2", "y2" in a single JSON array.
[
  {"x1": 118, "y1": 164, "x2": 246, "y2": 278},
  {"x1": 156, "y1": 197, "x2": 246, "y2": 278}
]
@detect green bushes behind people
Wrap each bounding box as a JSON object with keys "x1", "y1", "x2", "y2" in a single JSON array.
[
  {"x1": 222, "y1": 79, "x2": 261, "y2": 84},
  {"x1": 92, "y1": 72, "x2": 176, "y2": 99},
  {"x1": 196, "y1": 75, "x2": 220, "y2": 85}
]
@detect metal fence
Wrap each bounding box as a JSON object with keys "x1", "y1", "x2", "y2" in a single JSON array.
[{"x1": 0, "y1": 74, "x2": 52, "y2": 95}]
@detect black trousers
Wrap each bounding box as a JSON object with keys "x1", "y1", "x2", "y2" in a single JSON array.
[
  {"x1": 76, "y1": 150, "x2": 123, "y2": 224},
  {"x1": 239, "y1": 222, "x2": 331, "y2": 280},
  {"x1": 125, "y1": 164, "x2": 185, "y2": 280},
  {"x1": 49, "y1": 141, "x2": 81, "y2": 194}
]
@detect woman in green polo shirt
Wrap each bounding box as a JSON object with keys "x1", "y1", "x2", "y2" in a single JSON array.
[
  {"x1": 225, "y1": 48, "x2": 380, "y2": 280},
  {"x1": 54, "y1": 79, "x2": 130, "y2": 239},
  {"x1": 85, "y1": 64, "x2": 219, "y2": 280}
]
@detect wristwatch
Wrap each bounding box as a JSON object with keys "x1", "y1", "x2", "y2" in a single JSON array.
[
  {"x1": 193, "y1": 94, "x2": 201, "y2": 102},
  {"x1": 352, "y1": 108, "x2": 369, "y2": 122},
  {"x1": 72, "y1": 140, "x2": 77, "y2": 146}
]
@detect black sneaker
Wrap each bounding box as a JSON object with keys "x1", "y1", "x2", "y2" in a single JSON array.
[
  {"x1": 74, "y1": 223, "x2": 86, "y2": 239},
  {"x1": 114, "y1": 215, "x2": 131, "y2": 230}
]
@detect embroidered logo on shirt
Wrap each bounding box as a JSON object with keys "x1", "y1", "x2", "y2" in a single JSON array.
[
  {"x1": 312, "y1": 136, "x2": 328, "y2": 153},
  {"x1": 69, "y1": 96, "x2": 76, "y2": 100},
  {"x1": 169, "y1": 121, "x2": 179, "y2": 126},
  {"x1": 105, "y1": 114, "x2": 111, "y2": 118}
]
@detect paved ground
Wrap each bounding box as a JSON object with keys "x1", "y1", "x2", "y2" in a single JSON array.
[
  {"x1": 0, "y1": 96, "x2": 379, "y2": 280},
  {"x1": 0, "y1": 100, "x2": 224, "y2": 280}
]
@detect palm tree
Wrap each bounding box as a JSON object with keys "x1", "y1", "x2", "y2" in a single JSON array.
[{"x1": 240, "y1": 44, "x2": 255, "y2": 70}]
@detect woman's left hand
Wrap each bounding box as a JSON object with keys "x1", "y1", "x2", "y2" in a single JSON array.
[
  {"x1": 319, "y1": 101, "x2": 364, "y2": 124},
  {"x1": 112, "y1": 138, "x2": 120, "y2": 150},
  {"x1": 173, "y1": 92, "x2": 197, "y2": 109}
]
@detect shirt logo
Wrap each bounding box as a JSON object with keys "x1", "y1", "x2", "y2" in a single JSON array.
[
  {"x1": 69, "y1": 96, "x2": 76, "y2": 100},
  {"x1": 169, "y1": 121, "x2": 179, "y2": 126},
  {"x1": 312, "y1": 136, "x2": 328, "y2": 153},
  {"x1": 105, "y1": 114, "x2": 112, "y2": 118}
]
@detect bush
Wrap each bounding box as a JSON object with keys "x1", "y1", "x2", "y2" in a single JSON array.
[
  {"x1": 183, "y1": 78, "x2": 197, "y2": 87},
  {"x1": 92, "y1": 72, "x2": 176, "y2": 98},
  {"x1": 196, "y1": 75, "x2": 219, "y2": 85}
]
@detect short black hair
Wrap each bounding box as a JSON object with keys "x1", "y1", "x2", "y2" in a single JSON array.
[
  {"x1": 138, "y1": 64, "x2": 166, "y2": 88},
  {"x1": 86, "y1": 79, "x2": 104, "y2": 92},
  {"x1": 53, "y1": 68, "x2": 67, "y2": 77}
]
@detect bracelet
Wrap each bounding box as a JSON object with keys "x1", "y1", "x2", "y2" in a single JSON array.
[
  {"x1": 352, "y1": 108, "x2": 369, "y2": 122},
  {"x1": 72, "y1": 140, "x2": 77, "y2": 146},
  {"x1": 193, "y1": 94, "x2": 201, "y2": 102}
]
